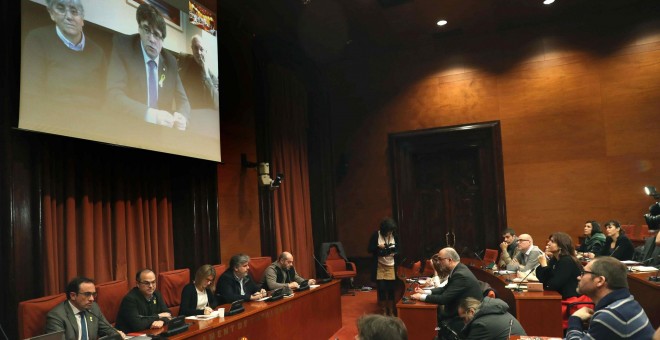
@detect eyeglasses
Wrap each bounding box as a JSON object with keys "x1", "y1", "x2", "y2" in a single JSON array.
[
  {"x1": 139, "y1": 280, "x2": 157, "y2": 286},
  {"x1": 52, "y1": 4, "x2": 82, "y2": 17},
  {"x1": 78, "y1": 292, "x2": 98, "y2": 298},
  {"x1": 518, "y1": 239, "x2": 531, "y2": 243},
  {"x1": 437, "y1": 257, "x2": 451, "y2": 262},
  {"x1": 140, "y1": 25, "x2": 163, "y2": 41},
  {"x1": 580, "y1": 270, "x2": 600, "y2": 277}
]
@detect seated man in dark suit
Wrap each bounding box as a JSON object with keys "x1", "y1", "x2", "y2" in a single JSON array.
[
  {"x1": 115, "y1": 269, "x2": 171, "y2": 333},
  {"x1": 261, "y1": 251, "x2": 316, "y2": 292},
  {"x1": 216, "y1": 253, "x2": 266, "y2": 304},
  {"x1": 106, "y1": 2, "x2": 190, "y2": 129},
  {"x1": 45, "y1": 277, "x2": 125, "y2": 339},
  {"x1": 410, "y1": 247, "x2": 483, "y2": 335}
]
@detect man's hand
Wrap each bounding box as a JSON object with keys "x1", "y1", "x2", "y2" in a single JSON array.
[
  {"x1": 500, "y1": 242, "x2": 508, "y2": 251},
  {"x1": 410, "y1": 293, "x2": 423, "y2": 301},
  {"x1": 289, "y1": 282, "x2": 300, "y2": 289},
  {"x1": 154, "y1": 109, "x2": 174, "y2": 127},
  {"x1": 158, "y1": 312, "x2": 171, "y2": 319},
  {"x1": 173, "y1": 112, "x2": 187, "y2": 131},
  {"x1": 151, "y1": 320, "x2": 165, "y2": 329},
  {"x1": 309, "y1": 279, "x2": 316, "y2": 285},
  {"x1": 572, "y1": 307, "x2": 594, "y2": 321},
  {"x1": 118, "y1": 331, "x2": 127, "y2": 339},
  {"x1": 414, "y1": 287, "x2": 425, "y2": 294}
]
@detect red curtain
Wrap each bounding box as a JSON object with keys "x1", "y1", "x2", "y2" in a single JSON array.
[
  {"x1": 268, "y1": 64, "x2": 315, "y2": 278},
  {"x1": 41, "y1": 144, "x2": 175, "y2": 295}
]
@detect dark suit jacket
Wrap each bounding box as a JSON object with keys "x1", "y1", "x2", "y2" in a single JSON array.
[
  {"x1": 425, "y1": 263, "x2": 483, "y2": 324},
  {"x1": 598, "y1": 235, "x2": 635, "y2": 261},
  {"x1": 44, "y1": 301, "x2": 115, "y2": 340},
  {"x1": 106, "y1": 33, "x2": 190, "y2": 121},
  {"x1": 179, "y1": 283, "x2": 218, "y2": 316},
  {"x1": 215, "y1": 269, "x2": 259, "y2": 304},
  {"x1": 115, "y1": 287, "x2": 171, "y2": 333}
]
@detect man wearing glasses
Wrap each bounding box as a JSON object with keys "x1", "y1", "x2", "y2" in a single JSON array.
[
  {"x1": 410, "y1": 247, "x2": 482, "y2": 336},
  {"x1": 45, "y1": 277, "x2": 126, "y2": 339},
  {"x1": 504, "y1": 233, "x2": 543, "y2": 272},
  {"x1": 566, "y1": 256, "x2": 654, "y2": 339},
  {"x1": 106, "y1": 2, "x2": 190, "y2": 130},
  {"x1": 116, "y1": 269, "x2": 172, "y2": 333}
]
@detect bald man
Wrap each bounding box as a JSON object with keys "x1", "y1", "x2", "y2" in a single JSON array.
[
  {"x1": 506, "y1": 234, "x2": 543, "y2": 272},
  {"x1": 262, "y1": 252, "x2": 316, "y2": 291}
]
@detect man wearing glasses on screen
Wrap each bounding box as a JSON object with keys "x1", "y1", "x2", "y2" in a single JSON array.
[
  {"x1": 106, "y1": 2, "x2": 190, "y2": 130},
  {"x1": 45, "y1": 277, "x2": 126, "y2": 339},
  {"x1": 115, "y1": 269, "x2": 172, "y2": 333}
]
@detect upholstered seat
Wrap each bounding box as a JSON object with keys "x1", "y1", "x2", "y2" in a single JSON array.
[
  {"x1": 324, "y1": 245, "x2": 357, "y2": 294},
  {"x1": 212, "y1": 264, "x2": 227, "y2": 291},
  {"x1": 158, "y1": 268, "x2": 190, "y2": 316},
  {"x1": 96, "y1": 280, "x2": 129, "y2": 325},
  {"x1": 247, "y1": 256, "x2": 272, "y2": 286},
  {"x1": 18, "y1": 293, "x2": 67, "y2": 339}
]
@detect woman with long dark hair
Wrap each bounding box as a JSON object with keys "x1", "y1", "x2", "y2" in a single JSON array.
[
  {"x1": 536, "y1": 232, "x2": 582, "y2": 299},
  {"x1": 595, "y1": 220, "x2": 634, "y2": 260},
  {"x1": 368, "y1": 217, "x2": 399, "y2": 316},
  {"x1": 578, "y1": 220, "x2": 605, "y2": 257}
]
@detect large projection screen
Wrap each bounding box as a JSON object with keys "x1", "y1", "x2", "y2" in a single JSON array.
[{"x1": 19, "y1": 0, "x2": 221, "y2": 162}]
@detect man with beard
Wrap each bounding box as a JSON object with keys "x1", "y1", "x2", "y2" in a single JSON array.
[
  {"x1": 410, "y1": 247, "x2": 483, "y2": 335},
  {"x1": 261, "y1": 252, "x2": 316, "y2": 292},
  {"x1": 115, "y1": 269, "x2": 172, "y2": 333},
  {"x1": 498, "y1": 228, "x2": 519, "y2": 268},
  {"x1": 566, "y1": 256, "x2": 654, "y2": 339}
]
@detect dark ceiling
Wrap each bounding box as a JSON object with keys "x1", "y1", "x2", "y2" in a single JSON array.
[{"x1": 218, "y1": 0, "x2": 658, "y2": 61}]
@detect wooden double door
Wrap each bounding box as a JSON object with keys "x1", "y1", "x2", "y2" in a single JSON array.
[{"x1": 389, "y1": 121, "x2": 507, "y2": 263}]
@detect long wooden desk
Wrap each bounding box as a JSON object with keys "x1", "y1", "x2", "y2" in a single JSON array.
[
  {"x1": 145, "y1": 280, "x2": 342, "y2": 339},
  {"x1": 628, "y1": 271, "x2": 660, "y2": 329}
]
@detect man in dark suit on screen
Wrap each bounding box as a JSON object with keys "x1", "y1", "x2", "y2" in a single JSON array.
[
  {"x1": 45, "y1": 277, "x2": 125, "y2": 339},
  {"x1": 410, "y1": 247, "x2": 483, "y2": 336},
  {"x1": 106, "y1": 2, "x2": 190, "y2": 130}
]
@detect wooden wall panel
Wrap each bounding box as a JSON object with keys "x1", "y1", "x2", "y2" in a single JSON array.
[{"x1": 332, "y1": 18, "x2": 660, "y2": 258}]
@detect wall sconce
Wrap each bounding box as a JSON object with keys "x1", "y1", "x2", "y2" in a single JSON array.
[{"x1": 241, "y1": 153, "x2": 284, "y2": 190}]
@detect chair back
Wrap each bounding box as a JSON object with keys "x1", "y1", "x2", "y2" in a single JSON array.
[
  {"x1": 212, "y1": 264, "x2": 227, "y2": 293},
  {"x1": 248, "y1": 256, "x2": 272, "y2": 284},
  {"x1": 18, "y1": 293, "x2": 67, "y2": 339},
  {"x1": 158, "y1": 268, "x2": 191, "y2": 316},
  {"x1": 95, "y1": 280, "x2": 129, "y2": 325},
  {"x1": 562, "y1": 295, "x2": 594, "y2": 329},
  {"x1": 484, "y1": 249, "x2": 499, "y2": 266}
]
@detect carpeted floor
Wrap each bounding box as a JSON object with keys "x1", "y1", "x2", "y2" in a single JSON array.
[{"x1": 329, "y1": 290, "x2": 381, "y2": 340}]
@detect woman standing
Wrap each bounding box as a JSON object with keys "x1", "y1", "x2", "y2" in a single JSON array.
[
  {"x1": 595, "y1": 220, "x2": 634, "y2": 260},
  {"x1": 536, "y1": 232, "x2": 582, "y2": 300},
  {"x1": 368, "y1": 218, "x2": 399, "y2": 316},
  {"x1": 578, "y1": 220, "x2": 606, "y2": 256},
  {"x1": 180, "y1": 264, "x2": 219, "y2": 316}
]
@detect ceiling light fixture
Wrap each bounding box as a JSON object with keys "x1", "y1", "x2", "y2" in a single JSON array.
[
  {"x1": 543, "y1": 0, "x2": 555, "y2": 4},
  {"x1": 436, "y1": 20, "x2": 448, "y2": 26}
]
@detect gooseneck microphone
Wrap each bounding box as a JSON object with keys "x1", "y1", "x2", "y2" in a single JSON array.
[
  {"x1": 514, "y1": 264, "x2": 540, "y2": 292},
  {"x1": 0, "y1": 323, "x2": 9, "y2": 340},
  {"x1": 312, "y1": 254, "x2": 334, "y2": 283},
  {"x1": 86, "y1": 308, "x2": 123, "y2": 338}
]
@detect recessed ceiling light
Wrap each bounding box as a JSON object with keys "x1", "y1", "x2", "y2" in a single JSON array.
[
  {"x1": 543, "y1": 0, "x2": 555, "y2": 4},
  {"x1": 437, "y1": 20, "x2": 448, "y2": 26}
]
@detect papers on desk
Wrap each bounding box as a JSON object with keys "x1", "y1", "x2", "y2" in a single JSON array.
[
  {"x1": 125, "y1": 334, "x2": 151, "y2": 340},
  {"x1": 505, "y1": 283, "x2": 525, "y2": 290},
  {"x1": 185, "y1": 310, "x2": 220, "y2": 320},
  {"x1": 310, "y1": 284, "x2": 320, "y2": 289},
  {"x1": 283, "y1": 293, "x2": 294, "y2": 298},
  {"x1": 621, "y1": 260, "x2": 640, "y2": 265},
  {"x1": 631, "y1": 265, "x2": 659, "y2": 272},
  {"x1": 497, "y1": 270, "x2": 516, "y2": 275},
  {"x1": 257, "y1": 296, "x2": 272, "y2": 301},
  {"x1": 512, "y1": 277, "x2": 538, "y2": 283}
]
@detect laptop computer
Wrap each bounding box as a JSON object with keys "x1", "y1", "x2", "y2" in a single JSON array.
[{"x1": 27, "y1": 330, "x2": 64, "y2": 340}]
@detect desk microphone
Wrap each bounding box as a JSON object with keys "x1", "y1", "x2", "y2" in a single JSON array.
[
  {"x1": 514, "y1": 265, "x2": 540, "y2": 292},
  {"x1": 312, "y1": 254, "x2": 334, "y2": 283},
  {"x1": 610, "y1": 246, "x2": 620, "y2": 258},
  {"x1": 86, "y1": 308, "x2": 123, "y2": 339},
  {"x1": 0, "y1": 323, "x2": 9, "y2": 340}
]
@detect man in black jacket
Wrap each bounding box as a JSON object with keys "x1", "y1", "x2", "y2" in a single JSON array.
[
  {"x1": 216, "y1": 254, "x2": 266, "y2": 304},
  {"x1": 411, "y1": 247, "x2": 483, "y2": 334},
  {"x1": 115, "y1": 269, "x2": 171, "y2": 333}
]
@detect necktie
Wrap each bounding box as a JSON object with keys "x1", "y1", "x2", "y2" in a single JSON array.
[
  {"x1": 79, "y1": 311, "x2": 88, "y2": 340},
  {"x1": 147, "y1": 60, "x2": 158, "y2": 108}
]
